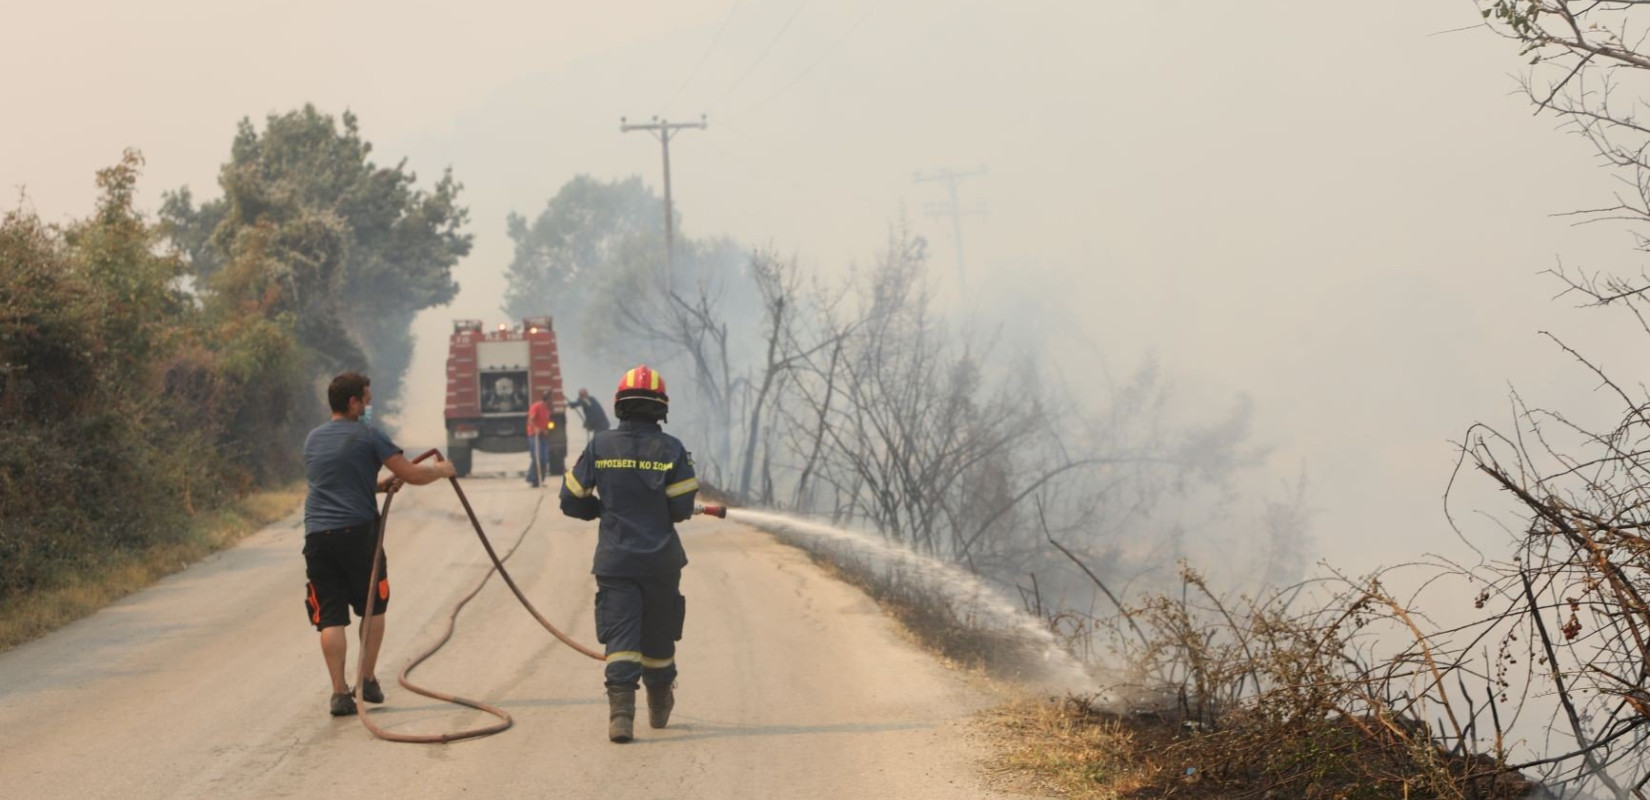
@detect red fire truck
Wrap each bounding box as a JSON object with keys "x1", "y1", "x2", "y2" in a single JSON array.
[{"x1": 444, "y1": 316, "x2": 567, "y2": 478}]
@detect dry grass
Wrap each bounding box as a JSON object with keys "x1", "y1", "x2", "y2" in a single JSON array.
[
  {"x1": 980, "y1": 695, "x2": 1168, "y2": 799},
  {"x1": 0, "y1": 483, "x2": 304, "y2": 651},
  {"x1": 978, "y1": 694, "x2": 1547, "y2": 800},
  {"x1": 736, "y1": 508, "x2": 1554, "y2": 797}
]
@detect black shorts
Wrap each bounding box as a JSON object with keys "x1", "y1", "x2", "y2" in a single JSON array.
[{"x1": 302, "y1": 521, "x2": 390, "y2": 630}]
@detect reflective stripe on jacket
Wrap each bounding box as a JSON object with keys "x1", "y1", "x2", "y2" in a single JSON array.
[{"x1": 559, "y1": 419, "x2": 697, "y2": 576}]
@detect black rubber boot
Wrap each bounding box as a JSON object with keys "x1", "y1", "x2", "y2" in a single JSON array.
[
  {"x1": 607, "y1": 687, "x2": 635, "y2": 743},
  {"x1": 646, "y1": 683, "x2": 674, "y2": 729}
]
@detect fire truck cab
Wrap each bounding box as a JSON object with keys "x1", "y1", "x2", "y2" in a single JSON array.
[{"x1": 443, "y1": 316, "x2": 566, "y2": 478}]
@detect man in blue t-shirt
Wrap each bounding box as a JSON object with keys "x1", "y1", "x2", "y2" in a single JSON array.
[{"x1": 302, "y1": 371, "x2": 456, "y2": 718}]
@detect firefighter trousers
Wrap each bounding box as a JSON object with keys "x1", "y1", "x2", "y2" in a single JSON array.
[{"x1": 594, "y1": 572, "x2": 684, "y2": 690}]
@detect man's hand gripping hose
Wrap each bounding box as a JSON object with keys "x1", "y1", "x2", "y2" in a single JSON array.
[
  {"x1": 352, "y1": 448, "x2": 614, "y2": 743},
  {"x1": 352, "y1": 450, "x2": 728, "y2": 743}
]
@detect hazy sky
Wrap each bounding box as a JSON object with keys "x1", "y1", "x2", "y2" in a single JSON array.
[{"x1": 4, "y1": 1, "x2": 1639, "y2": 569}]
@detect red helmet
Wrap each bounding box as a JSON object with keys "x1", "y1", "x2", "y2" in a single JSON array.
[{"x1": 615, "y1": 365, "x2": 668, "y2": 408}]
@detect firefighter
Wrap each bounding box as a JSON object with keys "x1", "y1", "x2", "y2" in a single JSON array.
[
  {"x1": 559, "y1": 365, "x2": 698, "y2": 743},
  {"x1": 568, "y1": 387, "x2": 611, "y2": 434},
  {"x1": 525, "y1": 390, "x2": 552, "y2": 487}
]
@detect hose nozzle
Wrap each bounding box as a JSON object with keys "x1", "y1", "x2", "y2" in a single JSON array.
[{"x1": 694, "y1": 504, "x2": 727, "y2": 519}]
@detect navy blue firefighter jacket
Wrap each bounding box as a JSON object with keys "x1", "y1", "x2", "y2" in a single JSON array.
[{"x1": 559, "y1": 419, "x2": 699, "y2": 576}]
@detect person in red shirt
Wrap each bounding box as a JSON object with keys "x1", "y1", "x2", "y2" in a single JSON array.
[{"x1": 526, "y1": 390, "x2": 552, "y2": 487}]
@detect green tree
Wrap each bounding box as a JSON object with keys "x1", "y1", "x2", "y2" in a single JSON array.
[
  {"x1": 502, "y1": 175, "x2": 663, "y2": 332},
  {"x1": 0, "y1": 149, "x2": 319, "y2": 624},
  {"x1": 505, "y1": 174, "x2": 781, "y2": 484},
  {"x1": 2, "y1": 152, "x2": 224, "y2": 598},
  {"x1": 161, "y1": 105, "x2": 471, "y2": 419},
  {"x1": 503, "y1": 174, "x2": 764, "y2": 370}
]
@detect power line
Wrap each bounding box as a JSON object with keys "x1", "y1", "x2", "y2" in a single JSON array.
[
  {"x1": 708, "y1": 121, "x2": 898, "y2": 210},
  {"x1": 695, "y1": 134, "x2": 827, "y2": 197},
  {"x1": 666, "y1": 0, "x2": 745, "y2": 114},
  {"x1": 730, "y1": 0, "x2": 879, "y2": 120},
  {"x1": 709, "y1": 0, "x2": 811, "y2": 112}
]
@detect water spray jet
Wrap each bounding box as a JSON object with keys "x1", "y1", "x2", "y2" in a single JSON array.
[{"x1": 706, "y1": 506, "x2": 1095, "y2": 693}]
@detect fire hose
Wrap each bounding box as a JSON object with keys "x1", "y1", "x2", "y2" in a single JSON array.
[{"x1": 351, "y1": 447, "x2": 725, "y2": 743}]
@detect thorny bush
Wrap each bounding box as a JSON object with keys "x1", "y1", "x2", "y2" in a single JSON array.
[{"x1": 1034, "y1": 561, "x2": 1562, "y2": 799}]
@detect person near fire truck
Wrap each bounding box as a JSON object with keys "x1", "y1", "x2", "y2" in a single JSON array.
[
  {"x1": 568, "y1": 387, "x2": 611, "y2": 435},
  {"x1": 525, "y1": 389, "x2": 553, "y2": 487}
]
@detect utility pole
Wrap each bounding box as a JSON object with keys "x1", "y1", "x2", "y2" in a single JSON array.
[
  {"x1": 913, "y1": 166, "x2": 987, "y2": 283},
  {"x1": 620, "y1": 115, "x2": 707, "y2": 284}
]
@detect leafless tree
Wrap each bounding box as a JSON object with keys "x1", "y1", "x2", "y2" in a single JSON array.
[
  {"x1": 602, "y1": 241, "x2": 738, "y2": 481},
  {"x1": 758, "y1": 223, "x2": 1266, "y2": 609},
  {"x1": 1478, "y1": 2, "x2": 1650, "y2": 243},
  {"x1": 774, "y1": 224, "x2": 1044, "y2": 556},
  {"x1": 1451, "y1": 12, "x2": 1650, "y2": 790},
  {"x1": 1446, "y1": 324, "x2": 1650, "y2": 796},
  {"x1": 734, "y1": 249, "x2": 847, "y2": 501}
]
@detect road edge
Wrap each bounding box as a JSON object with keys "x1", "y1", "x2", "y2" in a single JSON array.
[{"x1": 0, "y1": 482, "x2": 305, "y2": 651}]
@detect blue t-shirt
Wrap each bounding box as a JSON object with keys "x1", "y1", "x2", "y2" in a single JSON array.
[{"x1": 303, "y1": 419, "x2": 403, "y2": 534}]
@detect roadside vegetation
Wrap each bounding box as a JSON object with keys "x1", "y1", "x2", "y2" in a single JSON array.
[
  {"x1": 499, "y1": 6, "x2": 1650, "y2": 797},
  {"x1": 0, "y1": 484, "x2": 303, "y2": 651},
  {"x1": 507, "y1": 178, "x2": 1276, "y2": 593},
  {"x1": 6, "y1": 13, "x2": 1646, "y2": 788},
  {"x1": 0, "y1": 106, "x2": 468, "y2": 649},
  {"x1": 161, "y1": 104, "x2": 471, "y2": 422},
  {"x1": 0, "y1": 153, "x2": 302, "y2": 641}
]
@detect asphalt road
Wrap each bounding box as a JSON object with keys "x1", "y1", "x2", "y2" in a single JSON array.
[{"x1": 0, "y1": 454, "x2": 1016, "y2": 799}]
